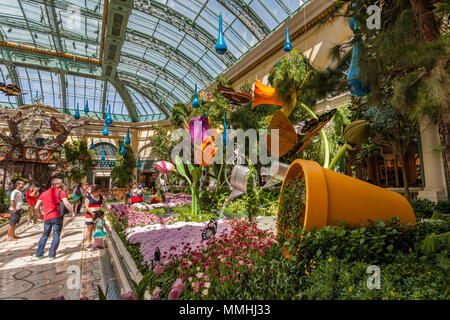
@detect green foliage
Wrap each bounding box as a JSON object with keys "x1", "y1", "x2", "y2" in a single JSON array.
[
  {"x1": 147, "y1": 124, "x2": 173, "y2": 161},
  {"x1": 243, "y1": 164, "x2": 260, "y2": 222},
  {"x1": 132, "y1": 273, "x2": 152, "y2": 300},
  {"x1": 110, "y1": 139, "x2": 136, "y2": 188},
  {"x1": 278, "y1": 176, "x2": 306, "y2": 245},
  {"x1": 61, "y1": 140, "x2": 93, "y2": 183},
  {"x1": 411, "y1": 198, "x2": 436, "y2": 219},
  {"x1": 97, "y1": 285, "x2": 107, "y2": 300},
  {"x1": 435, "y1": 200, "x2": 450, "y2": 214},
  {"x1": 268, "y1": 49, "x2": 314, "y2": 107},
  {"x1": 170, "y1": 102, "x2": 190, "y2": 129},
  {"x1": 285, "y1": 217, "x2": 416, "y2": 265},
  {"x1": 0, "y1": 187, "x2": 8, "y2": 212}
]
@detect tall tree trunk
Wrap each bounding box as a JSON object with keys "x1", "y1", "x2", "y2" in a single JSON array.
[
  {"x1": 398, "y1": 153, "x2": 411, "y2": 202},
  {"x1": 409, "y1": 0, "x2": 439, "y2": 42},
  {"x1": 410, "y1": 0, "x2": 449, "y2": 188}
]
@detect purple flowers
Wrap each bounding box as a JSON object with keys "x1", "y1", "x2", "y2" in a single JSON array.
[
  {"x1": 110, "y1": 204, "x2": 178, "y2": 228},
  {"x1": 124, "y1": 220, "x2": 232, "y2": 267}
]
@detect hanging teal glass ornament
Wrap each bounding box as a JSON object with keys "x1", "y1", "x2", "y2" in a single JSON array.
[
  {"x1": 125, "y1": 128, "x2": 131, "y2": 145},
  {"x1": 35, "y1": 90, "x2": 39, "y2": 100},
  {"x1": 101, "y1": 148, "x2": 105, "y2": 161},
  {"x1": 74, "y1": 102, "x2": 80, "y2": 119},
  {"x1": 347, "y1": 17, "x2": 371, "y2": 97},
  {"x1": 137, "y1": 156, "x2": 141, "y2": 168},
  {"x1": 84, "y1": 100, "x2": 89, "y2": 113},
  {"x1": 103, "y1": 122, "x2": 109, "y2": 136},
  {"x1": 277, "y1": 59, "x2": 280, "y2": 68},
  {"x1": 215, "y1": 13, "x2": 227, "y2": 55},
  {"x1": 120, "y1": 143, "x2": 125, "y2": 155},
  {"x1": 223, "y1": 113, "x2": 228, "y2": 146},
  {"x1": 284, "y1": 27, "x2": 292, "y2": 52},
  {"x1": 106, "y1": 104, "x2": 112, "y2": 125},
  {"x1": 90, "y1": 137, "x2": 95, "y2": 149},
  {"x1": 192, "y1": 84, "x2": 200, "y2": 109}
]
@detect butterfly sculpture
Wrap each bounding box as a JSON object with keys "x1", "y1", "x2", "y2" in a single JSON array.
[
  {"x1": 217, "y1": 84, "x2": 252, "y2": 105},
  {"x1": 199, "y1": 91, "x2": 215, "y2": 103},
  {"x1": 266, "y1": 109, "x2": 337, "y2": 159},
  {"x1": 0, "y1": 83, "x2": 26, "y2": 96}
]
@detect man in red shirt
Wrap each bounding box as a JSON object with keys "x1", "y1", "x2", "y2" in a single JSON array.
[{"x1": 34, "y1": 178, "x2": 75, "y2": 260}]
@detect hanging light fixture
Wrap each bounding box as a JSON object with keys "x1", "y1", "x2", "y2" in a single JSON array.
[
  {"x1": 84, "y1": 100, "x2": 89, "y2": 113},
  {"x1": 106, "y1": 104, "x2": 112, "y2": 125},
  {"x1": 103, "y1": 122, "x2": 109, "y2": 136},
  {"x1": 90, "y1": 137, "x2": 95, "y2": 150},
  {"x1": 137, "y1": 156, "x2": 141, "y2": 168},
  {"x1": 223, "y1": 113, "x2": 228, "y2": 146},
  {"x1": 74, "y1": 102, "x2": 80, "y2": 119},
  {"x1": 284, "y1": 27, "x2": 292, "y2": 52},
  {"x1": 125, "y1": 127, "x2": 131, "y2": 145},
  {"x1": 215, "y1": 13, "x2": 227, "y2": 55},
  {"x1": 192, "y1": 84, "x2": 200, "y2": 109},
  {"x1": 101, "y1": 148, "x2": 106, "y2": 161}
]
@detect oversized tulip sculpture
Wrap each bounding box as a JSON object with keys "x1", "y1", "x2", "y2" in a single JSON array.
[{"x1": 173, "y1": 115, "x2": 219, "y2": 215}]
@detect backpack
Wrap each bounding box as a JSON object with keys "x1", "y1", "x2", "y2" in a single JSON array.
[{"x1": 58, "y1": 190, "x2": 70, "y2": 217}]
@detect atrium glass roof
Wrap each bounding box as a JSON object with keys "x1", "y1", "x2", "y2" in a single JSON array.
[{"x1": 0, "y1": 0, "x2": 311, "y2": 121}]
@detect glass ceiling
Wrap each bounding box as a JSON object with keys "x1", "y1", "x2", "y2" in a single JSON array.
[{"x1": 0, "y1": 0, "x2": 312, "y2": 121}]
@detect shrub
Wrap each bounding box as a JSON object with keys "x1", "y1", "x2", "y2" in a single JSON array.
[
  {"x1": 435, "y1": 200, "x2": 450, "y2": 214},
  {"x1": 411, "y1": 198, "x2": 435, "y2": 218}
]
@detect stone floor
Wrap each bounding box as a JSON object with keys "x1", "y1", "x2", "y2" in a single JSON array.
[{"x1": 0, "y1": 214, "x2": 118, "y2": 300}]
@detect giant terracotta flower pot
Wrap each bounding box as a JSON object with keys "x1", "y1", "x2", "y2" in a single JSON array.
[{"x1": 277, "y1": 159, "x2": 416, "y2": 233}]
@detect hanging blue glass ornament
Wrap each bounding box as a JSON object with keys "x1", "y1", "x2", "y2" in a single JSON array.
[
  {"x1": 284, "y1": 27, "x2": 292, "y2": 52},
  {"x1": 223, "y1": 113, "x2": 228, "y2": 146},
  {"x1": 120, "y1": 143, "x2": 125, "y2": 155},
  {"x1": 277, "y1": 59, "x2": 280, "y2": 68},
  {"x1": 101, "y1": 148, "x2": 105, "y2": 161},
  {"x1": 74, "y1": 102, "x2": 80, "y2": 119},
  {"x1": 103, "y1": 122, "x2": 109, "y2": 136},
  {"x1": 35, "y1": 90, "x2": 39, "y2": 100},
  {"x1": 192, "y1": 84, "x2": 200, "y2": 109},
  {"x1": 90, "y1": 137, "x2": 95, "y2": 150},
  {"x1": 125, "y1": 127, "x2": 131, "y2": 145},
  {"x1": 137, "y1": 156, "x2": 141, "y2": 168},
  {"x1": 84, "y1": 100, "x2": 89, "y2": 113},
  {"x1": 215, "y1": 13, "x2": 227, "y2": 55},
  {"x1": 347, "y1": 17, "x2": 371, "y2": 97},
  {"x1": 106, "y1": 104, "x2": 112, "y2": 125}
]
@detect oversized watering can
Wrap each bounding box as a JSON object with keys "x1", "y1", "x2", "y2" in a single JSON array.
[
  {"x1": 261, "y1": 159, "x2": 289, "y2": 189},
  {"x1": 225, "y1": 165, "x2": 251, "y2": 202}
]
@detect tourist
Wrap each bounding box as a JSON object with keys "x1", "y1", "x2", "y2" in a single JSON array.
[
  {"x1": 92, "y1": 211, "x2": 107, "y2": 249},
  {"x1": 72, "y1": 183, "x2": 83, "y2": 215},
  {"x1": 35, "y1": 178, "x2": 75, "y2": 259},
  {"x1": 25, "y1": 184, "x2": 39, "y2": 225},
  {"x1": 60, "y1": 183, "x2": 72, "y2": 238},
  {"x1": 84, "y1": 185, "x2": 109, "y2": 249},
  {"x1": 7, "y1": 180, "x2": 25, "y2": 241}
]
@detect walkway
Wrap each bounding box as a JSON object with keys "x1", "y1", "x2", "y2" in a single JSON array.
[{"x1": 0, "y1": 214, "x2": 121, "y2": 300}]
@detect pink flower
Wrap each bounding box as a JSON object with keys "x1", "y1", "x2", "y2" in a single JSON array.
[
  {"x1": 154, "y1": 263, "x2": 164, "y2": 275},
  {"x1": 192, "y1": 282, "x2": 200, "y2": 292},
  {"x1": 196, "y1": 272, "x2": 204, "y2": 279},
  {"x1": 122, "y1": 291, "x2": 138, "y2": 300},
  {"x1": 151, "y1": 294, "x2": 160, "y2": 300},
  {"x1": 152, "y1": 287, "x2": 162, "y2": 296},
  {"x1": 220, "y1": 276, "x2": 226, "y2": 283},
  {"x1": 168, "y1": 289, "x2": 181, "y2": 300},
  {"x1": 173, "y1": 278, "x2": 185, "y2": 292}
]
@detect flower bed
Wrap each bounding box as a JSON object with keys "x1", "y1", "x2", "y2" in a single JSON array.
[
  {"x1": 110, "y1": 204, "x2": 178, "y2": 228},
  {"x1": 144, "y1": 219, "x2": 276, "y2": 299},
  {"x1": 124, "y1": 220, "x2": 233, "y2": 267},
  {"x1": 0, "y1": 212, "x2": 9, "y2": 225}
]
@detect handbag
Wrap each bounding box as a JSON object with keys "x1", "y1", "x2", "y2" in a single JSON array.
[{"x1": 58, "y1": 190, "x2": 70, "y2": 217}]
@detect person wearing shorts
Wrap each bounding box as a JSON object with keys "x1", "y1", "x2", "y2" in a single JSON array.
[
  {"x1": 35, "y1": 178, "x2": 75, "y2": 259},
  {"x1": 84, "y1": 185, "x2": 110, "y2": 249},
  {"x1": 25, "y1": 185, "x2": 39, "y2": 225},
  {"x1": 7, "y1": 180, "x2": 25, "y2": 241}
]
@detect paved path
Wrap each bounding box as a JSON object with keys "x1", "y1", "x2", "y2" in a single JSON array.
[{"x1": 0, "y1": 214, "x2": 117, "y2": 300}]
